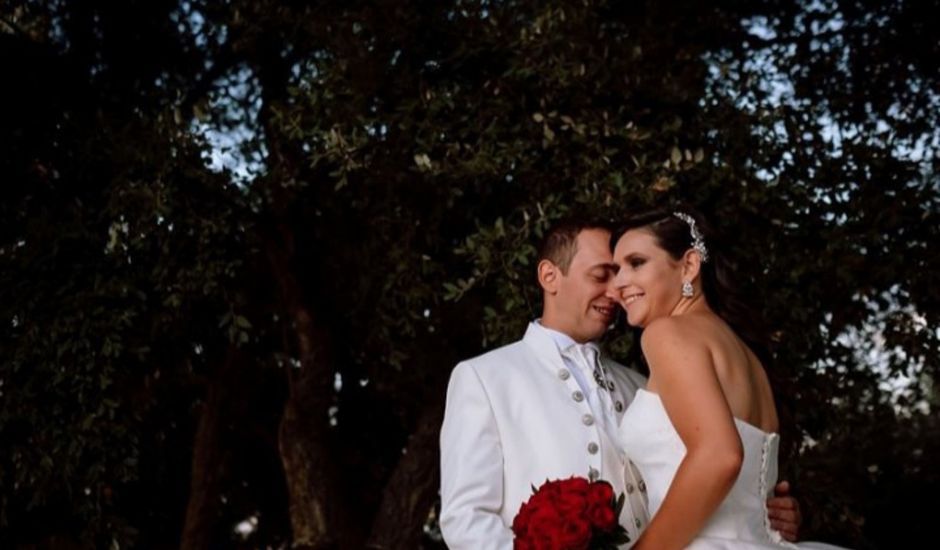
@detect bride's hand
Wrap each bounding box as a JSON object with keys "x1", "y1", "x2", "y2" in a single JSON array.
[{"x1": 767, "y1": 480, "x2": 801, "y2": 542}]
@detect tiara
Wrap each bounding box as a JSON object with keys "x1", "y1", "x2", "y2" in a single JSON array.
[{"x1": 673, "y1": 211, "x2": 709, "y2": 263}]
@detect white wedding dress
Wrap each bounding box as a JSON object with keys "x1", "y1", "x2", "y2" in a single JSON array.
[{"x1": 619, "y1": 389, "x2": 850, "y2": 549}]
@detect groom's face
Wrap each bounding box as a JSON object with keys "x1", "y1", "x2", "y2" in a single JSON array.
[{"x1": 554, "y1": 229, "x2": 618, "y2": 342}]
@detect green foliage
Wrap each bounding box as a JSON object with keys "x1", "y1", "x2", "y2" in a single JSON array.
[
  {"x1": 274, "y1": 1, "x2": 939, "y2": 545},
  {"x1": 0, "y1": 0, "x2": 937, "y2": 548}
]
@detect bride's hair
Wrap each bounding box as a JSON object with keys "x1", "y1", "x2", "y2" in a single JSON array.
[{"x1": 611, "y1": 205, "x2": 771, "y2": 365}]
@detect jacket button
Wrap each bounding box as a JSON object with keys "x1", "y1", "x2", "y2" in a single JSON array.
[
  {"x1": 587, "y1": 442, "x2": 599, "y2": 454},
  {"x1": 638, "y1": 480, "x2": 647, "y2": 492},
  {"x1": 582, "y1": 414, "x2": 594, "y2": 426},
  {"x1": 614, "y1": 401, "x2": 624, "y2": 412},
  {"x1": 558, "y1": 369, "x2": 570, "y2": 381},
  {"x1": 626, "y1": 483, "x2": 635, "y2": 494},
  {"x1": 572, "y1": 390, "x2": 584, "y2": 402}
]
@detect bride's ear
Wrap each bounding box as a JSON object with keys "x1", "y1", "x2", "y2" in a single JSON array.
[
  {"x1": 538, "y1": 259, "x2": 560, "y2": 294},
  {"x1": 681, "y1": 249, "x2": 702, "y2": 282}
]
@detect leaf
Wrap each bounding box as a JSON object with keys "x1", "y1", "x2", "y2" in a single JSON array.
[
  {"x1": 413, "y1": 153, "x2": 432, "y2": 170},
  {"x1": 234, "y1": 315, "x2": 252, "y2": 329},
  {"x1": 651, "y1": 175, "x2": 675, "y2": 192},
  {"x1": 542, "y1": 124, "x2": 555, "y2": 142}
]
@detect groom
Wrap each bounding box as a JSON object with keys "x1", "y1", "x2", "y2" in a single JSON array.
[{"x1": 439, "y1": 219, "x2": 802, "y2": 548}]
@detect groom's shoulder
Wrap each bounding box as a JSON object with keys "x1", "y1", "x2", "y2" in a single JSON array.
[
  {"x1": 457, "y1": 337, "x2": 529, "y2": 372},
  {"x1": 446, "y1": 341, "x2": 529, "y2": 394}
]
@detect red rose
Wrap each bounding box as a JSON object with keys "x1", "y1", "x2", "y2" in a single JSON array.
[
  {"x1": 523, "y1": 528, "x2": 560, "y2": 550},
  {"x1": 550, "y1": 477, "x2": 590, "y2": 518},
  {"x1": 527, "y1": 485, "x2": 551, "y2": 508},
  {"x1": 561, "y1": 476, "x2": 590, "y2": 496},
  {"x1": 514, "y1": 477, "x2": 629, "y2": 550},
  {"x1": 528, "y1": 501, "x2": 562, "y2": 535},
  {"x1": 555, "y1": 491, "x2": 587, "y2": 517},
  {"x1": 588, "y1": 480, "x2": 615, "y2": 506},
  {"x1": 541, "y1": 479, "x2": 564, "y2": 500},
  {"x1": 533, "y1": 534, "x2": 557, "y2": 550},
  {"x1": 513, "y1": 500, "x2": 533, "y2": 537},
  {"x1": 559, "y1": 517, "x2": 592, "y2": 550},
  {"x1": 586, "y1": 501, "x2": 617, "y2": 531}
]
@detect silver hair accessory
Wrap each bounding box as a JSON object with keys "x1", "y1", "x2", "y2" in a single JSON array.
[{"x1": 672, "y1": 211, "x2": 709, "y2": 262}]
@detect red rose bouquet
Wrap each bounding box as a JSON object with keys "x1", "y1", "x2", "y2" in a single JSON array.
[{"x1": 512, "y1": 476, "x2": 631, "y2": 550}]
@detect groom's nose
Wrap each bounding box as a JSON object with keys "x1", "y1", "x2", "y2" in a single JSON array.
[
  {"x1": 605, "y1": 279, "x2": 623, "y2": 302},
  {"x1": 606, "y1": 270, "x2": 628, "y2": 300}
]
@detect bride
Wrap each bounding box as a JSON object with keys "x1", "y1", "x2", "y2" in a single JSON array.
[{"x1": 608, "y1": 208, "x2": 849, "y2": 549}]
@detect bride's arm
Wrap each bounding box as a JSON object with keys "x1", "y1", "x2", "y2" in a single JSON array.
[{"x1": 631, "y1": 317, "x2": 744, "y2": 550}]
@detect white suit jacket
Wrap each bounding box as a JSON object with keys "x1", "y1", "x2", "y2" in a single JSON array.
[{"x1": 440, "y1": 322, "x2": 649, "y2": 549}]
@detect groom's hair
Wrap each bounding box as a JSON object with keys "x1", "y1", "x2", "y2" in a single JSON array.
[{"x1": 538, "y1": 218, "x2": 611, "y2": 275}]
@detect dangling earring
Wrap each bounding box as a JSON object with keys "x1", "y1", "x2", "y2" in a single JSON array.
[{"x1": 681, "y1": 281, "x2": 694, "y2": 298}]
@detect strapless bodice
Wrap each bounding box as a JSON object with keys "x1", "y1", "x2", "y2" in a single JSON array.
[{"x1": 620, "y1": 389, "x2": 795, "y2": 547}]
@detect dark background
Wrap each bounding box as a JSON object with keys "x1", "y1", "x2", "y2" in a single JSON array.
[{"x1": 1, "y1": 1, "x2": 937, "y2": 548}]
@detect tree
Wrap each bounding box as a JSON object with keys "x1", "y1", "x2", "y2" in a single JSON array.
[{"x1": 1, "y1": 1, "x2": 936, "y2": 548}]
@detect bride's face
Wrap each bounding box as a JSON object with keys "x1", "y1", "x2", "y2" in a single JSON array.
[{"x1": 608, "y1": 228, "x2": 684, "y2": 328}]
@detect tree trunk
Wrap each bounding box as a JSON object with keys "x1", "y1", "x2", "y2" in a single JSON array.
[
  {"x1": 180, "y1": 349, "x2": 237, "y2": 550},
  {"x1": 253, "y1": 23, "x2": 349, "y2": 546},
  {"x1": 365, "y1": 399, "x2": 445, "y2": 549},
  {"x1": 277, "y1": 310, "x2": 339, "y2": 549},
  {"x1": 266, "y1": 225, "x2": 347, "y2": 549}
]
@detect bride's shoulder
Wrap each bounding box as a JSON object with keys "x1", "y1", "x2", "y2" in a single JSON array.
[
  {"x1": 640, "y1": 316, "x2": 718, "y2": 383},
  {"x1": 639, "y1": 315, "x2": 707, "y2": 354}
]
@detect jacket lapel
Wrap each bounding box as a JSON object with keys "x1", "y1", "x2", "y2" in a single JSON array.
[
  {"x1": 521, "y1": 323, "x2": 593, "y2": 408},
  {"x1": 521, "y1": 322, "x2": 568, "y2": 376}
]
